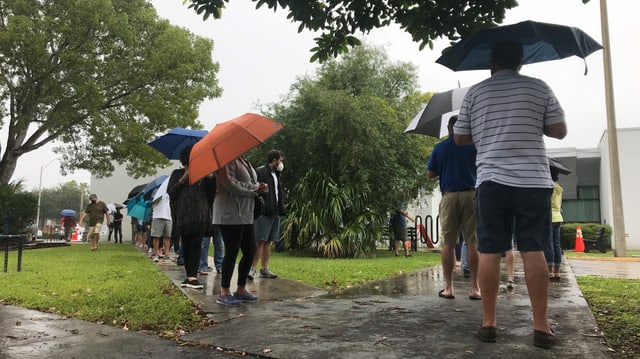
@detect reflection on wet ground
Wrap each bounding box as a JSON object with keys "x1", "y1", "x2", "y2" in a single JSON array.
[{"x1": 569, "y1": 258, "x2": 640, "y2": 279}]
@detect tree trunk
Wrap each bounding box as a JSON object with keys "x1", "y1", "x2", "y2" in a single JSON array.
[{"x1": 0, "y1": 152, "x2": 20, "y2": 186}]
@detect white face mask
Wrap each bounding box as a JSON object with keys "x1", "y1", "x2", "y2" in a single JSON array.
[{"x1": 276, "y1": 162, "x2": 284, "y2": 172}]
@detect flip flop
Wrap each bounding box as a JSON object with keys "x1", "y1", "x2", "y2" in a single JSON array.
[
  {"x1": 469, "y1": 295, "x2": 482, "y2": 300},
  {"x1": 438, "y1": 289, "x2": 455, "y2": 299}
]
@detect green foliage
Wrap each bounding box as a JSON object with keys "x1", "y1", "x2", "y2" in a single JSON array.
[
  {"x1": 251, "y1": 45, "x2": 436, "y2": 257},
  {"x1": 578, "y1": 277, "x2": 640, "y2": 358},
  {"x1": 561, "y1": 222, "x2": 612, "y2": 249},
  {"x1": 0, "y1": 0, "x2": 222, "y2": 184},
  {"x1": 282, "y1": 170, "x2": 380, "y2": 258},
  {"x1": 0, "y1": 182, "x2": 37, "y2": 234},
  {"x1": 185, "y1": 0, "x2": 529, "y2": 62}
]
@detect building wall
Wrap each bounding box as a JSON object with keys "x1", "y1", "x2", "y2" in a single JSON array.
[
  {"x1": 599, "y1": 128, "x2": 640, "y2": 250},
  {"x1": 89, "y1": 163, "x2": 178, "y2": 241}
]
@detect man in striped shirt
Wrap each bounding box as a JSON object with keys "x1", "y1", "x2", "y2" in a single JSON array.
[{"x1": 454, "y1": 41, "x2": 567, "y2": 349}]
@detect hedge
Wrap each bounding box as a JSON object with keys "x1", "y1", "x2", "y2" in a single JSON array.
[{"x1": 560, "y1": 222, "x2": 612, "y2": 250}]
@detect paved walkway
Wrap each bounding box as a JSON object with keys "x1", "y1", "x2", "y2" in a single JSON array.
[{"x1": 2, "y1": 251, "x2": 637, "y2": 358}]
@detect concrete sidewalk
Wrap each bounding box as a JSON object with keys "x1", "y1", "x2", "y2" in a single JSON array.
[{"x1": 2, "y1": 253, "x2": 629, "y2": 358}]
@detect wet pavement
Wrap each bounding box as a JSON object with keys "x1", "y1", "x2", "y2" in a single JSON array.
[{"x1": 2, "y1": 251, "x2": 638, "y2": 358}]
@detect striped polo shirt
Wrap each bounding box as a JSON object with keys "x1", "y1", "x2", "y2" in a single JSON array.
[{"x1": 454, "y1": 70, "x2": 565, "y2": 189}]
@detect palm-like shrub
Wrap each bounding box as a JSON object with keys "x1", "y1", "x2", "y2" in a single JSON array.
[{"x1": 282, "y1": 169, "x2": 382, "y2": 258}]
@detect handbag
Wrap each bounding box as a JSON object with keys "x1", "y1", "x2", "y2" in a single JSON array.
[{"x1": 254, "y1": 195, "x2": 265, "y2": 220}]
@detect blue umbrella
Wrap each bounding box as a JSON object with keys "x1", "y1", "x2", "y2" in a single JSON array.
[
  {"x1": 436, "y1": 20, "x2": 603, "y2": 71},
  {"x1": 140, "y1": 175, "x2": 169, "y2": 200},
  {"x1": 60, "y1": 209, "x2": 76, "y2": 216},
  {"x1": 148, "y1": 128, "x2": 208, "y2": 160}
]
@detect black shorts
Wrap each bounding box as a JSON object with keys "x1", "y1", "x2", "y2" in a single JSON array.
[{"x1": 476, "y1": 181, "x2": 551, "y2": 254}]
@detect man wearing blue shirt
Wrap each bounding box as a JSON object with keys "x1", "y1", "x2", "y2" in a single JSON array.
[{"x1": 427, "y1": 116, "x2": 480, "y2": 300}]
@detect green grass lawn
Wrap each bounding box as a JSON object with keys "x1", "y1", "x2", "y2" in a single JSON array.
[{"x1": 1, "y1": 243, "x2": 638, "y2": 357}]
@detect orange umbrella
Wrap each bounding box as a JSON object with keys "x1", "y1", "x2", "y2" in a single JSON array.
[{"x1": 189, "y1": 113, "x2": 284, "y2": 184}]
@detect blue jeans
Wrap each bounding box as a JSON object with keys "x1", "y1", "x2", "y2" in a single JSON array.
[
  {"x1": 544, "y1": 222, "x2": 563, "y2": 267},
  {"x1": 461, "y1": 240, "x2": 468, "y2": 270},
  {"x1": 198, "y1": 229, "x2": 225, "y2": 272}
]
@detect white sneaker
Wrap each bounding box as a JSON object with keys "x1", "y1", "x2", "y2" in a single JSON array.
[{"x1": 248, "y1": 267, "x2": 256, "y2": 280}]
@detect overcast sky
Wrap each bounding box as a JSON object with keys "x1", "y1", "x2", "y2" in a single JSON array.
[{"x1": 11, "y1": 0, "x2": 639, "y2": 190}]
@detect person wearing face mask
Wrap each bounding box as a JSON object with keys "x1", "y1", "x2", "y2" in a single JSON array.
[
  {"x1": 248, "y1": 150, "x2": 285, "y2": 280},
  {"x1": 79, "y1": 194, "x2": 110, "y2": 251}
]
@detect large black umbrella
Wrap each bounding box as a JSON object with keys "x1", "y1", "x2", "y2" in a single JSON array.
[
  {"x1": 404, "y1": 87, "x2": 469, "y2": 138},
  {"x1": 124, "y1": 183, "x2": 147, "y2": 204},
  {"x1": 436, "y1": 20, "x2": 603, "y2": 71},
  {"x1": 549, "y1": 157, "x2": 572, "y2": 175}
]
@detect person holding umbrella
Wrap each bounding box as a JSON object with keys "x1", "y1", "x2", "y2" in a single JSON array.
[
  {"x1": 454, "y1": 41, "x2": 567, "y2": 349},
  {"x1": 213, "y1": 155, "x2": 268, "y2": 306}
]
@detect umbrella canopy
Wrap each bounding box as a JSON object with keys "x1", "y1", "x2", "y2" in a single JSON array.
[
  {"x1": 126, "y1": 194, "x2": 152, "y2": 220},
  {"x1": 141, "y1": 175, "x2": 170, "y2": 200},
  {"x1": 148, "y1": 127, "x2": 208, "y2": 160},
  {"x1": 60, "y1": 209, "x2": 76, "y2": 217},
  {"x1": 549, "y1": 157, "x2": 572, "y2": 175},
  {"x1": 106, "y1": 203, "x2": 124, "y2": 214},
  {"x1": 189, "y1": 113, "x2": 284, "y2": 184},
  {"x1": 436, "y1": 20, "x2": 603, "y2": 71},
  {"x1": 405, "y1": 87, "x2": 469, "y2": 138},
  {"x1": 126, "y1": 183, "x2": 147, "y2": 201}
]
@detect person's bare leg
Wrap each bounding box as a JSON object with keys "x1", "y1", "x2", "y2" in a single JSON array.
[
  {"x1": 440, "y1": 244, "x2": 456, "y2": 297},
  {"x1": 163, "y1": 237, "x2": 171, "y2": 257},
  {"x1": 153, "y1": 237, "x2": 161, "y2": 257},
  {"x1": 91, "y1": 234, "x2": 100, "y2": 251},
  {"x1": 252, "y1": 241, "x2": 265, "y2": 269},
  {"x1": 403, "y1": 240, "x2": 411, "y2": 256},
  {"x1": 479, "y1": 252, "x2": 502, "y2": 328},
  {"x1": 261, "y1": 241, "x2": 271, "y2": 269},
  {"x1": 467, "y1": 242, "x2": 481, "y2": 297},
  {"x1": 394, "y1": 241, "x2": 401, "y2": 256},
  {"x1": 520, "y1": 251, "x2": 552, "y2": 333},
  {"x1": 505, "y1": 249, "x2": 515, "y2": 282}
]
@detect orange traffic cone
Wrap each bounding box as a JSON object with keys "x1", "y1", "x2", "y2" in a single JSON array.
[
  {"x1": 71, "y1": 226, "x2": 80, "y2": 242},
  {"x1": 574, "y1": 225, "x2": 585, "y2": 252}
]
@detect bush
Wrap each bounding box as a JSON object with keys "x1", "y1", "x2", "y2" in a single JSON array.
[
  {"x1": 0, "y1": 182, "x2": 37, "y2": 235},
  {"x1": 561, "y1": 222, "x2": 612, "y2": 250}
]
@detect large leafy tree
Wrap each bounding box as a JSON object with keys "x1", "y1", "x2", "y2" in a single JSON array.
[
  {"x1": 0, "y1": 0, "x2": 222, "y2": 185},
  {"x1": 251, "y1": 45, "x2": 437, "y2": 257},
  {"x1": 185, "y1": 0, "x2": 545, "y2": 62}
]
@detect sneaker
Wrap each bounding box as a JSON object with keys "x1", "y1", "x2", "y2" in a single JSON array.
[
  {"x1": 152, "y1": 255, "x2": 159, "y2": 263},
  {"x1": 507, "y1": 280, "x2": 514, "y2": 290},
  {"x1": 183, "y1": 279, "x2": 204, "y2": 289},
  {"x1": 248, "y1": 267, "x2": 257, "y2": 280},
  {"x1": 533, "y1": 329, "x2": 557, "y2": 349},
  {"x1": 259, "y1": 267, "x2": 278, "y2": 278},
  {"x1": 216, "y1": 294, "x2": 241, "y2": 306},
  {"x1": 176, "y1": 258, "x2": 184, "y2": 266},
  {"x1": 463, "y1": 268, "x2": 470, "y2": 277},
  {"x1": 180, "y1": 279, "x2": 190, "y2": 287},
  {"x1": 234, "y1": 291, "x2": 259, "y2": 302}
]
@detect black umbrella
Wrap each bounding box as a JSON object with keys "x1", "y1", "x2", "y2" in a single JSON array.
[
  {"x1": 436, "y1": 20, "x2": 603, "y2": 71},
  {"x1": 404, "y1": 87, "x2": 469, "y2": 138},
  {"x1": 124, "y1": 183, "x2": 147, "y2": 204},
  {"x1": 549, "y1": 158, "x2": 571, "y2": 175}
]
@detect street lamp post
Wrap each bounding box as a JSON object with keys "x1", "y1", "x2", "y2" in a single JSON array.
[{"x1": 35, "y1": 159, "x2": 56, "y2": 233}]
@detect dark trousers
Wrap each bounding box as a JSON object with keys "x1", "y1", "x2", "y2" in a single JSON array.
[
  {"x1": 180, "y1": 230, "x2": 203, "y2": 278},
  {"x1": 219, "y1": 224, "x2": 257, "y2": 289},
  {"x1": 113, "y1": 225, "x2": 122, "y2": 243}
]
